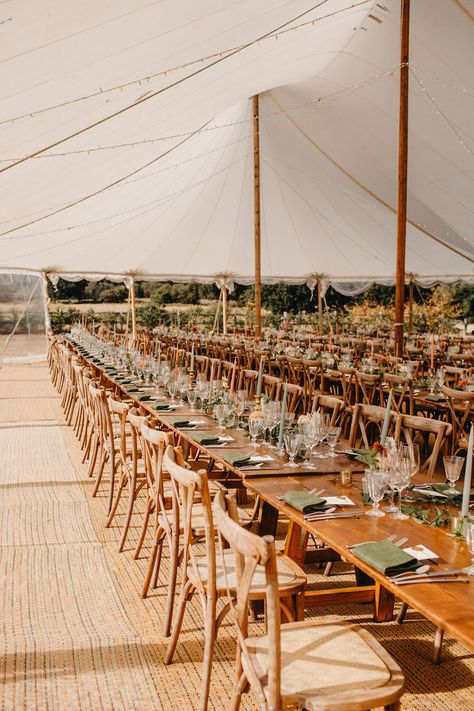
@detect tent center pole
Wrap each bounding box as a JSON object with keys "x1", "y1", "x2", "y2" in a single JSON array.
[
  {"x1": 253, "y1": 94, "x2": 262, "y2": 341},
  {"x1": 394, "y1": 0, "x2": 410, "y2": 358}
]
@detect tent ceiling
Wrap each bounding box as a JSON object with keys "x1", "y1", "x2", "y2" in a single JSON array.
[{"x1": 0, "y1": 0, "x2": 473, "y2": 283}]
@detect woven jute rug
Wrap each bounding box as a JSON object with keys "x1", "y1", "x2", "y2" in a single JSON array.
[{"x1": 1, "y1": 362, "x2": 473, "y2": 711}]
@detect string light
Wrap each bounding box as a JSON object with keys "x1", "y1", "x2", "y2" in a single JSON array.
[
  {"x1": 0, "y1": 65, "x2": 400, "y2": 163},
  {"x1": 410, "y1": 68, "x2": 474, "y2": 158},
  {"x1": 0, "y1": 0, "x2": 371, "y2": 129}
]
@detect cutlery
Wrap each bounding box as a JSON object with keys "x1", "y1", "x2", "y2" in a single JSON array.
[
  {"x1": 346, "y1": 534, "x2": 397, "y2": 550},
  {"x1": 389, "y1": 567, "x2": 468, "y2": 582},
  {"x1": 303, "y1": 507, "x2": 336, "y2": 519},
  {"x1": 304, "y1": 512, "x2": 360, "y2": 522},
  {"x1": 394, "y1": 577, "x2": 469, "y2": 586}
]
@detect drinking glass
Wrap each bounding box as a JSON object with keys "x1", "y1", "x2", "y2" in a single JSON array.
[
  {"x1": 284, "y1": 432, "x2": 302, "y2": 467},
  {"x1": 366, "y1": 471, "x2": 388, "y2": 517},
  {"x1": 214, "y1": 403, "x2": 228, "y2": 430},
  {"x1": 464, "y1": 521, "x2": 474, "y2": 575},
  {"x1": 312, "y1": 413, "x2": 330, "y2": 459},
  {"x1": 401, "y1": 443, "x2": 420, "y2": 477},
  {"x1": 187, "y1": 388, "x2": 197, "y2": 409},
  {"x1": 248, "y1": 415, "x2": 264, "y2": 447},
  {"x1": 301, "y1": 419, "x2": 317, "y2": 466},
  {"x1": 443, "y1": 455, "x2": 464, "y2": 495},
  {"x1": 392, "y1": 462, "x2": 412, "y2": 520},
  {"x1": 326, "y1": 426, "x2": 341, "y2": 457}
]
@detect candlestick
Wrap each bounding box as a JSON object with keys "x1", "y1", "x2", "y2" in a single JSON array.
[
  {"x1": 190, "y1": 343, "x2": 195, "y2": 372},
  {"x1": 430, "y1": 334, "x2": 435, "y2": 370},
  {"x1": 256, "y1": 355, "x2": 264, "y2": 397},
  {"x1": 278, "y1": 384, "x2": 288, "y2": 450},
  {"x1": 380, "y1": 391, "x2": 392, "y2": 445},
  {"x1": 461, "y1": 424, "x2": 473, "y2": 518},
  {"x1": 229, "y1": 360, "x2": 237, "y2": 395}
]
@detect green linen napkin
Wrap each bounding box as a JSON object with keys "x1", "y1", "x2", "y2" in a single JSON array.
[
  {"x1": 220, "y1": 452, "x2": 256, "y2": 468},
  {"x1": 150, "y1": 402, "x2": 174, "y2": 411},
  {"x1": 282, "y1": 490, "x2": 328, "y2": 514},
  {"x1": 192, "y1": 431, "x2": 221, "y2": 446},
  {"x1": 136, "y1": 392, "x2": 153, "y2": 401},
  {"x1": 352, "y1": 539, "x2": 419, "y2": 577},
  {"x1": 425, "y1": 394, "x2": 446, "y2": 402},
  {"x1": 166, "y1": 416, "x2": 190, "y2": 427}
]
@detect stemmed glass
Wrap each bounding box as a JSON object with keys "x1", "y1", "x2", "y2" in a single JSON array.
[
  {"x1": 248, "y1": 415, "x2": 264, "y2": 447},
  {"x1": 284, "y1": 432, "x2": 302, "y2": 467},
  {"x1": 443, "y1": 455, "x2": 464, "y2": 494},
  {"x1": 326, "y1": 426, "x2": 341, "y2": 457},
  {"x1": 233, "y1": 390, "x2": 247, "y2": 428},
  {"x1": 214, "y1": 403, "x2": 228, "y2": 431},
  {"x1": 392, "y1": 461, "x2": 412, "y2": 520},
  {"x1": 366, "y1": 471, "x2": 389, "y2": 517},
  {"x1": 301, "y1": 419, "x2": 317, "y2": 466},
  {"x1": 464, "y1": 521, "x2": 474, "y2": 576},
  {"x1": 312, "y1": 413, "x2": 330, "y2": 458}
]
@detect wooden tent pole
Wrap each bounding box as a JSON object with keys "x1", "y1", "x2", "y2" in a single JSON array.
[
  {"x1": 408, "y1": 276, "x2": 414, "y2": 333},
  {"x1": 317, "y1": 277, "x2": 324, "y2": 335},
  {"x1": 394, "y1": 0, "x2": 410, "y2": 358},
  {"x1": 130, "y1": 277, "x2": 137, "y2": 344},
  {"x1": 222, "y1": 284, "x2": 228, "y2": 335},
  {"x1": 253, "y1": 94, "x2": 262, "y2": 340}
]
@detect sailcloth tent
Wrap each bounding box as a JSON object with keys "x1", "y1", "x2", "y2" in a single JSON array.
[{"x1": 0, "y1": 0, "x2": 472, "y2": 290}]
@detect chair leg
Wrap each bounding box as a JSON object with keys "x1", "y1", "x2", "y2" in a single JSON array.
[
  {"x1": 230, "y1": 659, "x2": 246, "y2": 711},
  {"x1": 163, "y1": 529, "x2": 180, "y2": 637},
  {"x1": 118, "y1": 479, "x2": 140, "y2": 553},
  {"x1": 324, "y1": 561, "x2": 333, "y2": 576},
  {"x1": 134, "y1": 502, "x2": 151, "y2": 559},
  {"x1": 397, "y1": 602, "x2": 408, "y2": 624},
  {"x1": 141, "y1": 527, "x2": 164, "y2": 599},
  {"x1": 165, "y1": 579, "x2": 194, "y2": 664},
  {"x1": 92, "y1": 452, "x2": 107, "y2": 497},
  {"x1": 199, "y1": 596, "x2": 217, "y2": 711},
  {"x1": 105, "y1": 475, "x2": 126, "y2": 528},
  {"x1": 433, "y1": 627, "x2": 444, "y2": 664},
  {"x1": 384, "y1": 703, "x2": 400, "y2": 711}
]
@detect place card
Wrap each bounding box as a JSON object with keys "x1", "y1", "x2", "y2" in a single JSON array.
[
  {"x1": 218, "y1": 435, "x2": 235, "y2": 442},
  {"x1": 324, "y1": 496, "x2": 356, "y2": 506},
  {"x1": 403, "y1": 544, "x2": 439, "y2": 561},
  {"x1": 249, "y1": 455, "x2": 274, "y2": 462},
  {"x1": 188, "y1": 419, "x2": 207, "y2": 425}
]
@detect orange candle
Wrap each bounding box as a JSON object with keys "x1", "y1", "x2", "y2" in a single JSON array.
[{"x1": 230, "y1": 360, "x2": 237, "y2": 395}]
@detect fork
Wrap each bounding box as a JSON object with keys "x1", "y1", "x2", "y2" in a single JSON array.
[{"x1": 346, "y1": 534, "x2": 397, "y2": 550}]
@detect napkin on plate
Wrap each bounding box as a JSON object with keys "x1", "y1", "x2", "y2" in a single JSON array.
[
  {"x1": 220, "y1": 452, "x2": 259, "y2": 468},
  {"x1": 352, "y1": 539, "x2": 420, "y2": 577},
  {"x1": 424, "y1": 394, "x2": 446, "y2": 402},
  {"x1": 282, "y1": 491, "x2": 328, "y2": 514},
  {"x1": 165, "y1": 416, "x2": 190, "y2": 427},
  {"x1": 192, "y1": 431, "x2": 221, "y2": 446}
]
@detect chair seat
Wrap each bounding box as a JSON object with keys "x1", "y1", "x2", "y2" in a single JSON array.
[
  {"x1": 245, "y1": 619, "x2": 403, "y2": 710},
  {"x1": 189, "y1": 548, "x2": 306, "y2": 596}
]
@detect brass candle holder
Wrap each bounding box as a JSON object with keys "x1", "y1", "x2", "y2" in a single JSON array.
[{"x1": 188, "y1": 369, "x2": 196, "y2": 390}]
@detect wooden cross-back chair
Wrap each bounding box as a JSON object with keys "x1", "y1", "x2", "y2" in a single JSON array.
[
  {"x1": 441, "y1": 385, "x2": 474, "y2": 454},
  {"x1": 193, "y1": 354, "x2": 209, "y2": 375},
  {"x1": 442, "y1": 365, "x2": 466, "y2": 388},
  {"x1": 88, "y1": 383, "x2": 123, "y2": 515},
  {"x1": 381, "y1": 373, "x2": 414, "y2": 415},
  {"x1": 301, "y1": 359, "x2": 322, "y2": 399},
  {"x1": 349, "y1": 403, "x2": 395, "y2": 449},
  {"x1": 261, "y1": 373, "x2": 281, "y2": 400},
  {"x1": 163, "y1": 447, "x2": 306, "y2": 711},
  {"x1": 237, "y1": 369, "x2": 258, "y2": 399},
  {"x1": 276, "y1": 381, "x2": 304, "y2": 415},
  {"x1": 311, "y1": 393, "x2": 344, "y2": 427},
  {"x1": 273, "y1": 354, "x2": 288, "y2": 380},
  {"x1": 355, "y1": 371, "x2": 381, "y2": 406},
  {"x1": 137, "y1": 421, "x2": 175, "y2": 604},
  {"x1": 212, "y1": 489, "x2": 404, "y2": 711},
  {"x1": 394, "y1": 413, "x2": 451, "y2": 478}
]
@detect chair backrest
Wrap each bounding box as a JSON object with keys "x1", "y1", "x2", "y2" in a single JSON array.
[
  {"x1": 261, "y1": 374, "x2": 281, "y2": 400},
  {"x1": 140, "y1": 421, "x2": 173, "y2": 502},
  {"x1": 349, "y1": 403, "x2": 394, "y2": 448},
  {"x1": 237, "y1": 369, "x2": 258, "y2": 399},
  {"x1": 338, "y1": 367, "x2": 357, "y2": 408},
  {"x1": 381, "y1": 373, "x2": 413, "y2": 415},
  {"x1": 108, "y1": 396, "x2": 129, "y2": 465},
  {"x1": 355, "y1": 371, "x2": 380, "y2": 405},
  {"x1": 441, "y1": 385, "x2": 474, "y2": 453},
  {"x1": 212, "y1": 490, "x2": 280, "y2": 709},
  {"x1": 276, "y1": 381, "x2": 304, "y2": 414},
  {"x1": 311, "y1": 393, "x2": 344, "y2": 426},
  {"x1": 163, "y1": 445, "x2": 215, "y2": 598},
  {"x1": 394, "y1": 413, "x2": 451, "y2": 477},
  {"x1": 127, "y1": 407, "x2": 148, "y2": 478}
]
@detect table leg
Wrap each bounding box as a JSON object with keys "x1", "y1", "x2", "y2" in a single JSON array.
[
  {"x1": 374, "y1": 581, "x2": 395, "y2": 622},
  {"x1": 258, "y1": 501, "x2": 279, "y2": 537},
  {"x1": 284, "y1": 521, "x2": 306, "y2": 566}
]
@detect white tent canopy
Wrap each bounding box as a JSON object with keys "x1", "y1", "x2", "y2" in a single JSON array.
[{"x1": 0, "y1": 0, "x2": 473, "y2": 288}]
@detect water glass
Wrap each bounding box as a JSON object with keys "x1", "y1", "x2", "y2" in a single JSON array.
[
  {"x1": 366, "y1": 471, "x2": 388, "y2": 517},
  {"x1": 443, "y1": 455, "x2": 464, "y2": 495},
  {"x1": 326, "y1": 426, "x2": 341, "y2": 457},
  {"x1": 284, "y1": 432, "x2": 302, "y2": 467},
  {"x1": 248, "y1": 415, "x2": 264, "y2": 447}
]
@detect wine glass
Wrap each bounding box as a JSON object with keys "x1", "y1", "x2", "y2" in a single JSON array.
[
  {"x1": 187, "y1": 387, "x2": 197, "y2": 410},
  {"x1": 326, "y1": 426, "x2": 341, "y2": 457},
  {"x1": 366, "y1": 471, "x2": 388, "y2": 517},
  {"x1": 401, "y1": 443, "x2": 420, "y2": 477},
  {"x1": 248, "y1": 414, "x2": 264, "y2": 447},
  {"x1": 443, "y1": 455, "x2": 464, "y2": 494},
  {"x1": 392, "y1": 461, "x2": 412, "y2": 520},
  {"x1": 284, "y1": 431, "x2": 302, "y2": 467},
  {"x1": 214, "y1": 403, "x2": 228, "y2": 431},
  {"x1": 301, "y1": 418, "x2": 317, "y2": 466},
  {"x1": 464, "y1": 521, "x2": 474, "y2": 575},
  {"x1": 234, "y1": 390, "x2": 247, "y2": 428}
]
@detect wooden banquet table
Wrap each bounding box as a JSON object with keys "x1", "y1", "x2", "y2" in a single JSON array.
[{"x1": 70, "y1": 340, "x2": 474, "y2": 655}]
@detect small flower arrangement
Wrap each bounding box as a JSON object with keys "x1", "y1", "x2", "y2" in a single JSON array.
[{"x1": 353, "y1": 440, "x2": 388, "y2": 470}]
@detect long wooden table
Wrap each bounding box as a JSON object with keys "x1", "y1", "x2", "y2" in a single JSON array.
[
  {"x1": 69, "y1": 340, "x2": 474, "y2": 654},
  {"x1": 244, "y1": 472, "x2": 474, "y2": 653}
]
